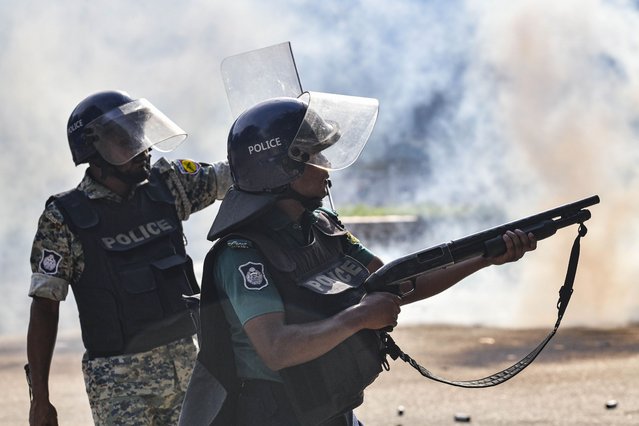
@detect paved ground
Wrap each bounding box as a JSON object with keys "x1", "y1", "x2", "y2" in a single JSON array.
[
  {"x1": 356, "y1": 325, "x2": 639, "y2": 425},
  {"x1": 2, "y1": 324, "x2": 637, "y2": 425}
]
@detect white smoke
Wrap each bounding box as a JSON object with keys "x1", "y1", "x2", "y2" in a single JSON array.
[
  {"x1": 0, "y1": 0, "x2": 293, "y2": 335},
  {"x1": 464, "y1": 0, "x2": 639, "y2": 327},
  {"x1": 1, "y1": 0, "x2": 638, "y2": 335}
]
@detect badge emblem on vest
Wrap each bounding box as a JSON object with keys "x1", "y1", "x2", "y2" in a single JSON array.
[
  {"x1": 239, "y1": 262, "x2": 268, "y2": 290},
  {"x1": 39, "y1": 249, "x2": 62, "y2": 275}
]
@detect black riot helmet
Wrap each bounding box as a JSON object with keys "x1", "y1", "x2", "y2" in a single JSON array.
[
  {"x1": 208, "y1": 91, "x2": 379, "y2": 241},
  {"x1": 228, "y1": 97, "x2": 309, "y2": 192},
  {"x1": 67, "y1": 90, "x2": 187, "y2": 166}
]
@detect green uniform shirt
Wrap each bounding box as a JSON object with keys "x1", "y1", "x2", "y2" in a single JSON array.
[
  {"x1": 213, "y1": 207, "x2": 375, "y2": 382},
  {"x1": 29, "y1": 157, "x2": 232, "y2": 301}
]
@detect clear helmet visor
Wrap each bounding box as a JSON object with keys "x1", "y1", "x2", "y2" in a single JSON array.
[
  {"x1": 221, "y1": 42, "x2": 303, "y2": 120},
  {"x1": 289, "y1": 92, "x2": 379, "y2": 171},
  {"x1": 86, "y1": 98, "x2": 187, "y2": 165}
]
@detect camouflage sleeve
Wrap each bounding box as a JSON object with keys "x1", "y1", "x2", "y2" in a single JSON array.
[
  {"x1": 155, "y1": 157, "x2": 232, "y2": 221},
  {"x1": 28, "y1": 202, "x2": 82, "y2": 301}
]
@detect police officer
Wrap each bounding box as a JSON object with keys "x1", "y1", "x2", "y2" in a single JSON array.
[
  {"x1": 193, "y1": 93, "x2": 536, "y2": 426},
  {"x1": 26, "y1": 90, "x2": 232, "y2": 426}
]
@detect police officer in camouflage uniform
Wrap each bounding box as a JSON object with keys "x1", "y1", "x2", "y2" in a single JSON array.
[
  {"x1": 187, "y1": 93, "x2": 536, "y2": 426},
  {"x1": 26, "y1": 90, "x2": 232, "y2": 426}
]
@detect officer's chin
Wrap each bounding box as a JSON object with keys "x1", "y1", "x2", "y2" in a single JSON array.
[
  {"x1": 136, "y1": 157, "x2": 152, "y2": 179},
  {"x1": 121, "y1": 167, "x2": 151, "y2": 185},
  {"x1": 302, "y1": 197, "x2": 323, "y2": 211},
  {"x1": 138, "y1": 168, "x2": 152, "y2": 182}
]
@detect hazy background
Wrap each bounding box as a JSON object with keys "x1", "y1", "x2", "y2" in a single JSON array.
[{"x1": 2, "y1": 0, "x2": 638, "y2": 337}]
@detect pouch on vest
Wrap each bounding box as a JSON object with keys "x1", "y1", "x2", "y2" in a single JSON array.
[{"x1": 281, "y1": 329, "x2": 383, "y2": 426}]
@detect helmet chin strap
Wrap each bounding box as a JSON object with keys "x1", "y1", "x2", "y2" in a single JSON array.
[{"x1": 277, "y1": 185, "x2": 324, "y2": 211}]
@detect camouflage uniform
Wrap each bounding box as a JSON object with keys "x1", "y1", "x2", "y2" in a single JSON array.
[
  {"x1": 82, "y1": 337, "x2": 196, "y2": 425},
  {"x1": 29, "y1": 157, "x2": 231, "y2": 425}
]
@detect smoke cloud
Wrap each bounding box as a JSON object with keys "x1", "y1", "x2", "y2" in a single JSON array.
[
  {"x1": 466, "y1": 0, "x2": 639, "y2": 327},
  {"x1": 1, "y1": 0, "x2": 637, "y2": 335}
]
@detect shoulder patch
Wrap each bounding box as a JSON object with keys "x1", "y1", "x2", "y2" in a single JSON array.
[
  {"x1": 176, "y1": 159, "x2": 201, "y2": 175},
  {"x1": 227, "y1": 239, "x2": 253, "y2": 249},
  {"x1": 345, "y1": 231, "x2": 360, "y2": 245},
  {"x1": 39, "y1": 249, "x2": 62, "y2": 275},
  {"x1": 238, "y1": 262, "x2": 268, "y2": 290},
  {"x1": 44, "y1": 204, "x2": 65, "y2": 226}
]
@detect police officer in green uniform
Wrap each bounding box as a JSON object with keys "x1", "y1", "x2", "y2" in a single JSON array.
[
  {"x1": 26, "y1": 90, "x2": 232, "y2": 426},
  {"x1": 190, "y1": 92, "x2": 536, "y2": 426}
]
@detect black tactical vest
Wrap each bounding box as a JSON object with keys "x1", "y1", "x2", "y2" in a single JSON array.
[
  {"x1": 52, "y1": 170, "x2": 197, "y2": 358},
  {"x1": 202, "y1": 210, "x2": 383, "y2": 425}
]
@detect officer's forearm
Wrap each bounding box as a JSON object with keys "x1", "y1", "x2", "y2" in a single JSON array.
[
  {"x1": 401, "y1": 256, "x2": 489, "y2": 305},
  {"x1": 26, "y1": 297, "x2": 60, "y2": 402},
  {"x1": 245, "y1": 310, "x2": 366, "y2": 371}
]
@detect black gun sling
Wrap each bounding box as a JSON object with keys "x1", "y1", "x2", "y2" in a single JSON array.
[{"x1": 380, "y1": 223, "x2": 588, "y2": 388}]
